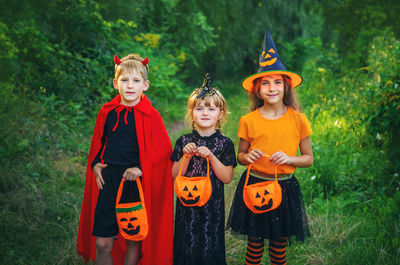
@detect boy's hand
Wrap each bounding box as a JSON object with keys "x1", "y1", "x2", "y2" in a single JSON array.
[
  {"x1": 123, "y1": 167, "x2": 142, "y2": 181},
  {"x1": 94, "y1": 163, "x2": 108, "y2": 190},
  {"x1": 196, "y1": 146, "x2": 214, "y2": 159},
  {"x1": 183, "y1": 142, "x2": 197, "y2": 158},
  {"x1": 270, "y1": 151, "x2": 293, "y2": 166},
  {"x1": 244, "y1": 149, "x2": 265, "y2": 164}
]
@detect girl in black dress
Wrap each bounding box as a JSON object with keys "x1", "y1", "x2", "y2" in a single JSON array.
[{"x1": 171, "y1": 75, "x2": 237, "y2": 265}]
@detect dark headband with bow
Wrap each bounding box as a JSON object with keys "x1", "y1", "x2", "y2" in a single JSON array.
[{"x1": 196, "y1": 73, "x2": 218, "y2": 99}]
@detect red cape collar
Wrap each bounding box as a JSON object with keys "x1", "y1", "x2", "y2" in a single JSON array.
[{"x1": 104, "y1": 94, "x2": 153, "y2": 116}]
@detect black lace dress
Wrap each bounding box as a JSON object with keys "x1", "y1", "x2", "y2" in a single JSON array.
[{"x1": 171, "y1": 130, "x2": 237, "y2": 265}]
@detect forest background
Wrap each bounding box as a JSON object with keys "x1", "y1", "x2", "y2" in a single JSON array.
[{"x1": 0, "y1": 0, "x2": 399, "y2": 264}]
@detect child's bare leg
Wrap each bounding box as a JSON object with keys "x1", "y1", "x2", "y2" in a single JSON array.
[
  {"x1": 96, "y1": 237, "x2": 114, "y2": 265},
  {"x1": 124, "y1": 240, "x2": 141, "y2": 265}
]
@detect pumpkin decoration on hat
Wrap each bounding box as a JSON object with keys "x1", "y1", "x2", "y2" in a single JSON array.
[
  {"x1": 259, "y1": 48, "x2": 278, "y2": 67},
  {"x1": 242, "y1": 31, "x2": 303, "y2": 91}
]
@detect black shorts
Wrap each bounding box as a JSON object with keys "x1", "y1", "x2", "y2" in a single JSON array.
[{"x1": 92, "y1": 165, "x2": 140, "y2": 238}]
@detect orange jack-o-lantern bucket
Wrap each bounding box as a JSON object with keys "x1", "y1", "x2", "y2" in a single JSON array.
[
  {"x1": 116, "y1": 178, "x2": 148, "y2": 241},
  {"x1": 243, "y1": 164, "x2": 282, "y2": 214},
  {"x1": 174, "y1": 154, "x2": 212, "y2": 207}
]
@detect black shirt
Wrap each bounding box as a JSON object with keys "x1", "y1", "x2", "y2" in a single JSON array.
[{"x1": 92, "y1": 106, "x2": 141, "y2": 169}]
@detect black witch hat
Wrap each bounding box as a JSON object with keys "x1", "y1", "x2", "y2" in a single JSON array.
[{"x1": 242, "y1": 31, "x2": 303, "y2": 91}]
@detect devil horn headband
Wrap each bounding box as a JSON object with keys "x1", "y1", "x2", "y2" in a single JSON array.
[
  {"x1": 141, "y1": 57, "x2": 149, "y2": 66},
  {"x1": 114, "y1": 55, "x2": 122, "y2": 65},
  {"x1": 114, "y1": 54, "x2": 149, "y2": 66}
]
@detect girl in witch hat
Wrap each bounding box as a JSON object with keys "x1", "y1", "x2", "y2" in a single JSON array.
[
  {"x1": 171, "y1": 74, "x2": 237, "y2": 265},
  {"x1": 226, "y1": 31, "x2": 313, "y2": 265}
]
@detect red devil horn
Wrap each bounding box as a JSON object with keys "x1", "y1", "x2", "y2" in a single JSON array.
[
  {"x1": 141, "y1": 57, "x2": 149, "y2": 66},
  {"x1": 114, "y1": 55, "x2": 122, "y2": 65}
]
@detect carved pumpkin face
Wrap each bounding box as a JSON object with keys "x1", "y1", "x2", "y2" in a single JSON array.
[
  {"x1": 116, "y1": 203, "x2": 147, "y2": 239},
  {"x1": 116, "y1": 178, "x2": 148, "y2": 240},
  {"x1": 243, "y1": 180, "x2": 282, "y2": 214},
  {"x1": 120, "y1": 217, "x2": 140, "y2": 236},
  {"x1": 253, "y1": 188, "x2": 273, "y2": 211},
  {"x1": 174, "y1": 173, "x2": 212, "y2": 207},
  {"x1": 180, "y1": 184, "x2": 201, "y2": 205},
  {"x1": 259, "y1": 48, "x2": 277, "y2": 67}
]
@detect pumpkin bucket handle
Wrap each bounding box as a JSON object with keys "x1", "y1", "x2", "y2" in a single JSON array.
[
  {"x1": 244, "y1": 154, "x2": 278, "y2": 187},
  {"x1": 116, "y1": 177, "x2": 145, "y2": 205},
  {"x1": 177, "y1": 153, "x2": 210, "y2": 178}
]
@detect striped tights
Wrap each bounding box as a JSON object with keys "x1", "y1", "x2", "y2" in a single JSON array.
[{"x1": 245, "y1": 237, "x2": 287, "y2": 265}]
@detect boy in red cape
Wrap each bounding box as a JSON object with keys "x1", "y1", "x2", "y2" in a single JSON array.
[{"x1": 77, "y1": 54, "x2": 173, "y2": 265}]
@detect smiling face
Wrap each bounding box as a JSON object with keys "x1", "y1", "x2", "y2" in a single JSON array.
[
  {"x1": 113, "y1": 70, "x2": 149, "y2": 106},
  {"x1": 258, "y1": 74, "x2": 285, "y2": 106},
  {"x1": 192, "y1": 98, "x2": 222, "y2": 134}
]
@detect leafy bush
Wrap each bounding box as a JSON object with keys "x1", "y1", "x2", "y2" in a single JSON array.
[
  {"x1": 291, "y1": 30, "x2": 400, "y2": 264},
  {"x1": 0, "y1": 0, "x2": 190, "y2": 119},
  {"x1": 0, "y1": 81, "x2": 89, "y2": 264},
  {"x1": 297, "y1": 30, "x2": 400, "y2": 198}
]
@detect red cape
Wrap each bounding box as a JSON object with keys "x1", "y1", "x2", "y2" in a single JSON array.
[{"x1": 77, "y1": 94, "x2": 173, "y2": 265}]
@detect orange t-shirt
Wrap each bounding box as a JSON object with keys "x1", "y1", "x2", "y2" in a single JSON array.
[{"x1": 238, "y1": 107, "x2": 312, "y2": 174}]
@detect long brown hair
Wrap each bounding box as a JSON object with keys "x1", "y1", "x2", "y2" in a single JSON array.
[{"x1": 249, "y1": 74, "x2": 301, "y2": 112}]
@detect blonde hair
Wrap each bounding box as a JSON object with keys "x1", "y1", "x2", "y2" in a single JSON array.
[
  {"x1": 249, "y1": 74, "x2": 301, "y2": 111},
  {"x1": 186, "y1": 89, "x2": 228, "y2": 131},
  {"x1": 114, "y1": 54, "x2": 149, "y2": 81}
]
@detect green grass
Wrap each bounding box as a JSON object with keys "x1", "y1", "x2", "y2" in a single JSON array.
[
  {"x1": 0, "y1": 154, "x2": 87, "y2": 265},
  {"x1": 288, "y1": 195, "x2": 400, "y2": 265}
]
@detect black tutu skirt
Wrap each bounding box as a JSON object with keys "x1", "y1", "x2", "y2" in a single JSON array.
[{"x1": 226, "y1": 170, "x2": 310, "y2": 241}]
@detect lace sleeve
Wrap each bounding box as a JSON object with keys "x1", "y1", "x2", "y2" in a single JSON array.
[
  {"x1": 171, "y1": 136, "x2": 184, "y2": 161},
  {"x1": 221, "y1": 138, "x2": 237, "y2": 168}
]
